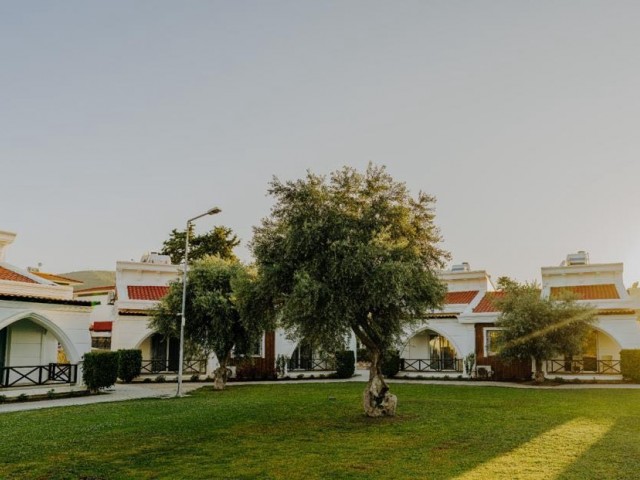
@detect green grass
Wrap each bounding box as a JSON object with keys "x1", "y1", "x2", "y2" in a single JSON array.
[{"x1": 1, "y1": 383, "x2": 639, "y2": 479}]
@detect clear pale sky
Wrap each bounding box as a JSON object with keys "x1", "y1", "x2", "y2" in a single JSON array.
[{"x1": 2, "y1": 1, "x2": 639, "y2": 285}]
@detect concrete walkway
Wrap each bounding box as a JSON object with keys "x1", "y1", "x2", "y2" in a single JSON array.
[{"x1": 2, "y1": 371, "x2": 640, "y2": 413}]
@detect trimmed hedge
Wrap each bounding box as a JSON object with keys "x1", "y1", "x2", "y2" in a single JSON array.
[
  {"x1": 335, "y1": 350, "x2": 355, "y2": 379},
  {"x1": 118, "y1": 349, "x2": 142, "y2": 383},
  {"x1": 381, "y1": 350, "x2": 401, "y2": 378},
  {"x1": 83, "y1": 351, "x2": 119, "y2": 393},
  {"x1": 620, "y1": 349, "x2": 640, "y2": 382}
]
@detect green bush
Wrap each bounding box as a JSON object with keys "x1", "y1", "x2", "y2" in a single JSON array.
[
  {"x1": 83, "y1": 351, "x2": 119, "y2": 393},
  {"x1": 335, "y1": 350, "x2": 355, "y2": 379},
  {"x1": 117, "y1": 349, "x2": 142, "y2": 383},
  {"x1": 381, "y1": 350, "x2": 401, "y2": 378},
  {"x1": 620, "y1": 349, "x2": 640, "y2": 382}
]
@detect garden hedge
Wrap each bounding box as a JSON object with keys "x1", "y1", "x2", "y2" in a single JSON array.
[
  {"x1": 118, "y1": 349, "x2": 143, "y2": 383},
  {"x1": 335, "y1": 350, "x2": 355, "y2": 378},
  {"x1": 620, "y1": 349, "x2": 640, "y2": 382},
  {"x1": 83, "y1": 351, "x2": 119, "y2": 393}
]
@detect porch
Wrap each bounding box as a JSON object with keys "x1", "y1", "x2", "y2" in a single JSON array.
[{"x1": 400, "y1": 329, "x2": 463, "y2": 374}]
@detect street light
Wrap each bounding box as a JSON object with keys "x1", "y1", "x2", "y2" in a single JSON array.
[{"x1": 177, "y1": 206, "x2": 221, "y2": 397}]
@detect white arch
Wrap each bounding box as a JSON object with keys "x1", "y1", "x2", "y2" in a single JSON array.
[
  {"x1": 590, "y1": 324, "x2": 622, "y2": 351},
  {"x1": 0, "y1": 311, "x2": 81, "y2": 363},
  {"x1": 133, "y1": 330, "x2": 156, "y2": 350},
  {"x1": 400, "y1": 324, "x2": 463, "y2": 358}
]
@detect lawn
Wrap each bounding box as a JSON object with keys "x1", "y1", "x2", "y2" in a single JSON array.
[{"x1": 1, "y1": 383, "x2": 639, "y2": 479}]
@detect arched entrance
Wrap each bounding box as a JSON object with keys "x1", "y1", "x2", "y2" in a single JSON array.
[
  {"x1": 0, "y1": 311, "x2": 80, "y2": 387},
  {"x1": 400, "y1": 329, "x2": 462, "y2": 373},
  {"x1": 288, "y1": 339, "x2": 335, "y2": 371},
  {"x1": 547, "y1": 327, "x2": 622, "y2": 375}
]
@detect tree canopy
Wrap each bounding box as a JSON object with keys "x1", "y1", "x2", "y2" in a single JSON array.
[
  {"x1": 161, "y1": 225, "x2": 240, "y2": 264},
  {"x1": 495, "y1": 279, "x2": 597, "y2": 383},
  {"x1": 150, "y1": 256, "x2": 265, "y2": 389},
  {"x1": 250, "y1": 164, "x2": 449, "y2": 416}
]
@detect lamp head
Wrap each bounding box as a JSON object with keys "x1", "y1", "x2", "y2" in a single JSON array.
[{"x1": 207, "y1": 207, "x2": 221, "y2": 216}]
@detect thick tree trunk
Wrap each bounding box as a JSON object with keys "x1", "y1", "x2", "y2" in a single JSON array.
[
  {"x1": 534, "y1": 358, "x2": 545, "y2": 384},
  {"x1": 213, "y1": 354, "x2": 231, "y2": 390},
  {"x1": 362, "y1": 348, "x2": 397, "y2": 417}
]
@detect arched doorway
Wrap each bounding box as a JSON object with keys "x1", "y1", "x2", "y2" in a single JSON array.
[
  {"x1": 547, "y1": 328, "x2": 622, "y2": 375},
  {"x1": 0, "y1": 311, "x2": 80, "y2": 387},
  {"x1": 400, "y1": 329, "x2": 462, "y2": 372}
]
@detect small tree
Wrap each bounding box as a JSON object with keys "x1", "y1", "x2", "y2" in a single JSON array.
[
  {"x1": 495, "y1": 279, "x2": 597, "y2": 383},
  {"x1": 251, "y1": 164, "x2": 448, "y2": 416},
  {"x1": 161, "y1": 225, "x2": 240, "y2": 264},
  {"x1": 150, "y1": 256, "x2": 265, "y2": 390}
]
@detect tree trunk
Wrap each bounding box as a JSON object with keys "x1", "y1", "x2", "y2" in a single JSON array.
[
  {"x1": 362, "y1": 348, "x2": 397, "y2": 417},
  {"x1": 534, "y1": 358, "x2": 545, "y2": 384},
  {"x1": 213, "y1": 354, "x2": 230, "y2": 390}
]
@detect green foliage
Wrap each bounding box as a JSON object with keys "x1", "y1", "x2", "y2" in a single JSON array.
[
  {"x1": 335, "y1": 350, "x2": 355, "y2": 378},
  {"x1": 275, "y1": 354, "x2": 289, "y2": 377},
  {"x1": 620, "y1": 349, "x2": 640, "y2": 382},
  {"x1": 161, "y1": 225, "x2": 239, "y2": 264},
  {"x1": 380, "y1": 350, "x2": 401, "y2": 377},
  {"x1": 82, "y1": 351, "x2": 119, "y2": 393},
  {"x1": 17, "y1": 394, "x2": 28, "y2": 402},
  {"x1": 150, "y1": 257, "x2": 268, "y2": 375},
  {"x1": 117, "y1": 349, "x2": 142, "y2": 383},
  {"x1": 251, "y1": 164, "x2": 449, "y2": 370},
  {"x1": 495, "y1": 280, "x2": 597, "y2": 379},
  {"x1": 3, "y1": 384, "x2": 640, "y2": 479},
  {"x1": 464, "y1": 353, "x2": 476, "y2": 375}
]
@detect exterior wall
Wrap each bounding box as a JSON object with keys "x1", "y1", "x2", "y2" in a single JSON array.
[
  {"x1": 5, "y1": 319, "x2": 58, "y2": 366},
  {"x1": 229, "y1": 331, "x2": 276, "y2": 376},
  {"x1": 475, "y1": 323, "x2": 532, "y2": 380},
  {"x1": 402, "y1": 320, "x2": 475, "y2": 359}
]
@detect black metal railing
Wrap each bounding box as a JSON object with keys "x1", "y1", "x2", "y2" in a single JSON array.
[
  {"x1": 400, "y1": 358, "x2": 463, "y2": 372},
  {"x1": 546, "y1": 359, "x2": 621, "y2": 375},
  {"x1": 140, "y1": 359, "x2": 207, "y2": 375},
  {"x1": 1, "y1": 363, "x2": 78, "y2": 388},
  {"x1": 287, "y1": 357, "x2": 336, "y2": 371}
]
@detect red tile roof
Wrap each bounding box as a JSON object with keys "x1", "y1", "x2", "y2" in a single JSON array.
[
  {"x1": 127, "y1": 285, "x2": 170, "y2": 301},
  {"x1": 0, "y1": 266, "x2": 37, "y2": 284},
  {"x1": 91, "y1": 321, "x2": 113, "y2": 332},
  {"x1": 472, "y1": 291, "x2": 506, "y2": 313},
  {"x1": 445, "y1": 290, "x2": 479, "y2": 304},
  {"x1": 550, "y1": 284, "x2": 620, "y2": 300}
]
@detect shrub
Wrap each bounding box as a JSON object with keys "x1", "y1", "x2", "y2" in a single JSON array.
[
  {"x1": 83, "y1": 351, "x2": 119, "y2": 393},
  {"x1": 0, "y1": 395, "x2": 6, "y2": 404},
  {"x1": 335, "y1": 350, "x2": 355, "y2": 379},
  {"x1": 117, "y1": 349, "x2": 142, "y2": 383},
  {"x1": 381, "y1": 350, "x2": 400, "y2": 378},
  {"x1": 155, "y1": 375, "x2": 166, "y2": 383},
  {"x1": 620, "y1": 350, "x2": 640, "y2": 382},
  {"x1": 190, "y1": 374, "x2": 200, "y2": 382},
  {"x1": 46, "y1": 389, "x2": 55, "y2": 399},
  {"x1": 17, "y1": 394, "x2": 28, "y2": 402}
]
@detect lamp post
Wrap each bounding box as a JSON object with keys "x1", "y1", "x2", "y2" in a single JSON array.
[{"x1": 177, "y1": 206, "x2": 221, "y2": 397}]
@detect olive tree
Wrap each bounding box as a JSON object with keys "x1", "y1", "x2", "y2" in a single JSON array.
[
  {"x1": 251, "y1": 164, "x2": 448, "y2": 416},
  {"x1": 495, "y1": 279, "x2": 597, "y2": 383},
  {"x1": 150, "y1": 256, "x2": 264, "y2": 390}
]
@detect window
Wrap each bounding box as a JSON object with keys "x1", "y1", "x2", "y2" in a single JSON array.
[
  {"x1": 484, "y1": 328, "x2": 502, "y2": 357},
  {"x1": 91, "y1": 337, "x2": 112, "y2": 350}
]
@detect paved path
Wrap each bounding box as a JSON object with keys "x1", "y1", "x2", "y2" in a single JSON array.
[{"x1": 2, "y1": 372, "x2": 640, "y2": 413}]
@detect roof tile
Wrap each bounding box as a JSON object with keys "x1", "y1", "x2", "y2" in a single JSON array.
[
  {"x1": 550, "y1": 284, "x2": 619, "y2": 300},
  {"x1": 445, "y1": 290, "x2": 479, "y2": 304},
  {"x1": 472, "y1": 291, "x2": 505, "y2": 313},
  {"x1": 0, "y1": 266, "x2": 38, "y2": 284},
  {"x1": 127, "y1": 285, "x2": 170, "y2": 301}
]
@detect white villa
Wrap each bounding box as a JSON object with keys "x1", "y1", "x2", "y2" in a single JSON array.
[
  {"x1": 399, "y1": 252, "x2": 640, "y2": 380},
  {"x1": 0, "y1": 231, "x2": 92, "y2": 389},
  {"x1": 2, "y1": 226, "x2": 639, "y2": 388}
]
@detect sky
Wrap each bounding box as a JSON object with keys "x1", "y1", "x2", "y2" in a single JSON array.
[{"x1": 2, "y1": 1, "x2": 639, "y2": 285}]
